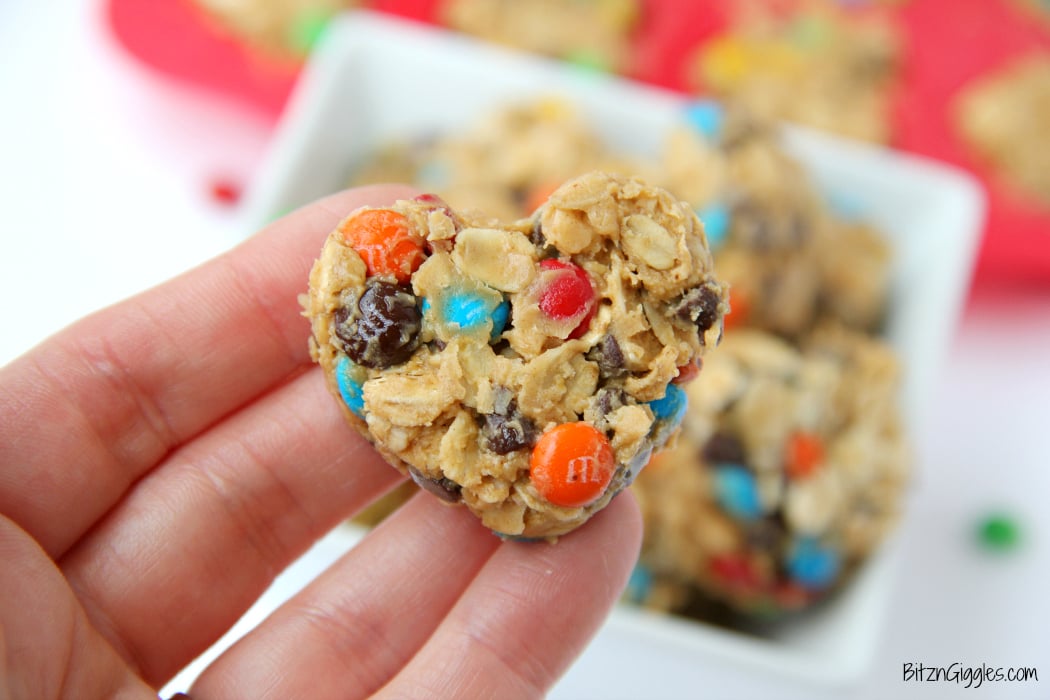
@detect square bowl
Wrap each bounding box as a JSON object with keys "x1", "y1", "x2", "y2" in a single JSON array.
[{"x1": 241, "y1": 10, "x2": 984, "y2": 691}]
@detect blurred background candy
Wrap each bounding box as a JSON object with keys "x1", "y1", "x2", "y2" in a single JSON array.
[
  {"x1": 107, "y1": 0, "x2": 1050, "y2": 285},
  {"x1": 953, "y1": 54, "x2": 1050, "y2": 208},
  {"x1": 440, "y1": 0, "x2": 640, "y2": 72},
  {"x1": 687, "y1": 0, "x2": 902, "y2": 143},
  {"x1": 634, "y1": 326, "x2": 908, "y2": 619}
]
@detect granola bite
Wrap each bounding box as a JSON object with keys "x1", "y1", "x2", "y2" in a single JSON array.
[
  {"x1": 681, "y1": 104, "x2": 892, "y2": 338},
  {"x1": 439, "y1": 0, "x2": 639, "y2": 72},
  {"x1": 954, "y1": 55, "x2": 1050, "y2": 207},
  {"x1": 306, "y1": 172, "x2": 728, "y2": 538},
  {"x1": 687, "y1": 2, "x2": 901, "y2": 144},
  {"x1": 632, "y1": 326, "x2": 909, "y2": 616}
]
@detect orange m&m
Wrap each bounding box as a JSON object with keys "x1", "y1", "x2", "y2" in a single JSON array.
[
  {"x1": 523, "y1": 180, "x2": 561, "y2": 215},
  {"x1": 339, "y1": 209, "x2": 425, "y2": 284},
  {"x1": 529, "y1": 422, "x2": 615, "y2": 507},
  {"x1": 723, "y1": 285, "x2": 751, "y2": 331},
  {"x1": 786, "y1": 431, "x2": 824, "y2": 479}
]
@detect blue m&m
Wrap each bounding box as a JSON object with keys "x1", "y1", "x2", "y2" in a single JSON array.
[
  {"x1": 825, "y1": 190, "x2": 866, "y2": 221},
  {"x1": 697, "y1": 202, "x2": 731, "y2": 249},
  {"x1": 490, "y1": 298, "x2": 511, "y2": 337},
  {"x1": 648, "y1": 383, "x2": 688, "y2": 426},
  {"x1": 336, "y1": 356, "x2": 365, "y2": 418},
  {"x1": 646, "y1": 383, "x2": 688, "y2": 446},
  {"x1": 624, "y1": 564, "x2": 653, "y2": 604},
  {"x1": 683, "y1": 99, "x2": 725, "y2": 142},
  {"x1": 417, "y1": 160, "x2": 451, "y2": 189},
  {"x1": 712, "y1": 464, "x2": 762, "y2": 520},
  {"x1": 423, "y1": 288, "x2": 509, "y2": 340},
  {"x1": 787, "y1": 537, "x2": 841, "y2": 590}
]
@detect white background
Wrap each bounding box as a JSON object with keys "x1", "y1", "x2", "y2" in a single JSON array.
[{"x1": 1, "y1": 2, "x2": 1048, "y2": 698}]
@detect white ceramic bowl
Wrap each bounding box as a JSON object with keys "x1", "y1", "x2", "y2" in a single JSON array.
[{"x1": 240, "y1": 9, "x2": 984, "y2": 691}]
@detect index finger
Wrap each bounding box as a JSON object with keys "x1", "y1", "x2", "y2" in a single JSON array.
[{"x1": 0, "y1": 184, "x2": 418, "y2": 556}]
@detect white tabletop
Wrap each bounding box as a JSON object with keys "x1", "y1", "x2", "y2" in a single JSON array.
[{"x1": 3, "y1": 2, "x2": 1048, "y2": 698}]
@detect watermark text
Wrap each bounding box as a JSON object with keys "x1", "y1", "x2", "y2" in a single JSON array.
[{"x1": 903, "y1": 662, "x2": 1038, "y2": 689}]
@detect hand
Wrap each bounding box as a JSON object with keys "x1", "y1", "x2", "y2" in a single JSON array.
[{"x1": 0, "y1": 186, "x2": 642, "y2": 700}]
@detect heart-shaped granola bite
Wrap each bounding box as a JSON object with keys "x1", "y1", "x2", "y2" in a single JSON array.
[{"x1": 306, "y1": 171, "x2": 728, "y2": 539}]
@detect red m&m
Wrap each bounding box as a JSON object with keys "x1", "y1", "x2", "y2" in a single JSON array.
[{"x1": 537, "y1": 259, "x2": 596, "y2": 339}]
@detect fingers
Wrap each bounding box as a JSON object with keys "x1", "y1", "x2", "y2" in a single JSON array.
[
  {"x1": 0, "y1": 184, "x2": 418, "y2": 557},
  {"x1": 375, "y1": 492, "x2": 643, "y2": 700},
  {"x1": 189, "y1": 494, "x2": 503, "y2": 700},
  {"x1": 192, "y1": 493, "x2": 642, "y2": 700},
  {"x1": 0, "y1": 515, "x2": 156, "y2": 700},
  {"x1": 58, "y1": 368, "x2": 404, "y2": 687}
]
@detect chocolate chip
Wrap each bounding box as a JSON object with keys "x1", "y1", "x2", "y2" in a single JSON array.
[
  {"x1": 333, "y1": 306, "x2": 354, "y2": 340},
  {"x1": 491, "y1": 386, "x2": 514, "y2": 414},
  {"x1": 674, "y1": 286, "x2": 721, "y2": 335},
  {"x1": 702, "y1": 431, "x2": 747, "y2": 465},
  {"x1": 746, "y1": 515, "x2": 786, "y2": 551},
  {"x1": 529, "y1": 218, "x2": 545, "y2": 247},
  {"x1": 587, "y1": 334, "x2": 627, "y2": 378},
  {"x1": 529, "y1": 218, "x2": 557, "y2": 258},
  {"x1": 490, "y1": 337, "x2": 511, "y2": 356},
  {"x1": 591, "y1": 386, "x2": 629, "y2": 436},
  {"x1": 336, "y1": 279, "x2": 421, "y2": 368},
  {"x1": 483, "y1": 412, "x2": 537, "y2": 454},
  {"x1": 408, "y1": 466, "x2": 461, "y2": 503},
  {"x1": 733, "y1": 200, "x2": 812, "y2": 252},
  {"x1": 596, "y1": 386, "x2": 627, "y2": 417},
  {"x1": 480, "y1": 391, "x2": 537, "y2": 454},
  {"x1": 511, "y1": 185, "x2": 530, "y2": 209}
]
